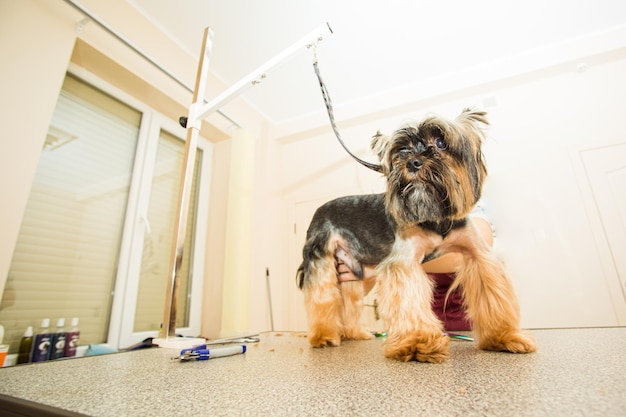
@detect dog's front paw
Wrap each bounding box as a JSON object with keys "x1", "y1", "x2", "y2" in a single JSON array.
[
  {"x1": 308, "y1": 326, "x2": 341, "y2": 348},
  {"x1": 384, "y1": 331, "x2": 450, "y2": 363},
  {"x1": 479, "y1": 330, "x2": 537, "y2": 353}
]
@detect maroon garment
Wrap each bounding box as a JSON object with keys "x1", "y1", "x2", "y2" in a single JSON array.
[{"x1": 430, "y1": 272, "x2": 472, "y2": 331}]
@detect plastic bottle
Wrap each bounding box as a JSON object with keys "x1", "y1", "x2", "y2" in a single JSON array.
[
  {"x1": 31, "y1": 318, "x2": 52, "y2": 362},
  {"x1": 0, "y1": 324, "x2": 6, "y2": 367},
  {"x1": 17, "y1": 326, "x2": 34, "y2": 364},
  {"x1": 49, "y1": 318, "x2": 67, "y2": 360},
  {"x1": 64, "y1": 317, "x2": 80, "y2": 358}
]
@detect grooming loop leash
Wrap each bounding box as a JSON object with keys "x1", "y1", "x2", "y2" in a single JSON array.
[{"x1": 310, "y1": 47, "x2": 382, "y2": 173}]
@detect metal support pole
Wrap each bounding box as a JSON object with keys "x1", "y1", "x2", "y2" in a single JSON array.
[{"x1": 154, "y1": 27, "x2": 214, "y2": 348}]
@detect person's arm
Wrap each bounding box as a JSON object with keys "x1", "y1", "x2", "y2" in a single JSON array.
[{"x1": 422, "y1": 217, "x2": 494, "y2": 273}]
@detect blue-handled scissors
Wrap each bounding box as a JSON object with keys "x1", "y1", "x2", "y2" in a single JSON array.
[{"x1": 178, "y1": 344, "x2": 247, "y2": 361}]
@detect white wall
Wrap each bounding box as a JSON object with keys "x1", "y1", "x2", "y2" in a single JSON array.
[
  {"x1": 253, "y1": 47, "x2": 626, "y2": 331},
  {"x1": 0, "y1": 0, "x2": 77, "y2": 298}
]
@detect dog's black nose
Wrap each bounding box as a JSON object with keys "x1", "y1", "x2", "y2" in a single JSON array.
[{"x1": 407, "y1": 159, "x2": 423, "y2": 172}]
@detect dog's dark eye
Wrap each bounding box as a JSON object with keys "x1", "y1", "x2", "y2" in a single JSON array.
[
  {"x1": 435, "y1": 137, "x2": 447, "y2": 150},
  {"x1": 398, "y1": 147, "x2": 411, "y2": 157}
]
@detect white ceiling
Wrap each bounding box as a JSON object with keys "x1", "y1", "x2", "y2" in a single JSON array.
[{"x1": 128, "y1": 0, "x2": 626, "y2": 126}]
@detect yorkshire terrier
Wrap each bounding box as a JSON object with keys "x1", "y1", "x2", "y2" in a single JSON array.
[{"x1": 296, "y1": 109, "x2": 536, "y2": 362}]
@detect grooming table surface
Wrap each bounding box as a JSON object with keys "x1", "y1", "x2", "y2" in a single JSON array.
[{"x1": 0, "y1": 328, "x2": 624, "y2": 416}]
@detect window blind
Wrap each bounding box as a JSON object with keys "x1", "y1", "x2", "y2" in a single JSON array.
[{"x1": 0, "y1": 74, "x2": 141, "y2": 351}]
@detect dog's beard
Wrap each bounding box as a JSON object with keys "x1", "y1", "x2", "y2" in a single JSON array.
[{"x1": 385, "y1": 157, "x2": 474, "y2": 226}]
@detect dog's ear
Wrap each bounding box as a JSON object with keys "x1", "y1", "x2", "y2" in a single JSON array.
[
  {"x1": 370, "y1": 131, "x2": 389, "y2": 163},
  {"x1": 456, "y1": 108, "x2": 489, "y2": 150},
  {"x1": 456, "y1": 108, "x2": 489, "y2": 205},
  {"x1": 457, "y1": 108, "x2": 489, "y2": 127}
]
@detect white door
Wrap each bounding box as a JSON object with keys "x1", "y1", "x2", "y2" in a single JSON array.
[{"x1": 581, "y1": 142, "x2": 626, "y2": 323}]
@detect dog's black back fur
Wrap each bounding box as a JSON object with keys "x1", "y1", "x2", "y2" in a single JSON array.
[
  {"x1": 296, "y1": 194, "x2": 396, "y2": 288},
  {"x1": 296, "y1": 193, "x2": 470, "y2": 289}
]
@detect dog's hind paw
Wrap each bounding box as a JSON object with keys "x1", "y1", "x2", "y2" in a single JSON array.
[
  {"x1": 384, "y1": 331, "x2": 450, "y2": 363},
  {"x1": 479, "y1": 330, "x2": 537, "y2": 353}
]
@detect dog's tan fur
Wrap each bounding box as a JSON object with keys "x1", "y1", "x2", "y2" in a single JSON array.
[{"x1": 298, "y1": 109, "x2": 536, "y2": 362}]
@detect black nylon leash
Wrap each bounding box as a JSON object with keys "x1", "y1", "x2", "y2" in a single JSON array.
[{"x1": 313, "y1": 61, "x2": 382, "y2": 173}]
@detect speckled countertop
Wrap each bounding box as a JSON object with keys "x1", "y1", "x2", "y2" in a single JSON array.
[{"x1": 0, "y1": 328, "x2": 625, "y2": 416}]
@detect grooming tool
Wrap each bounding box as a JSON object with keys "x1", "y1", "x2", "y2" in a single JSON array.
[
  {"x1": 266, "y1": 268, "x2": 275, "y2": 332},
  {"x1": 205, "y1": 335, "x2": 260, "y2": 345},
  {"x1": 444, "y1": 332, "x2": 474, "y2": 341},
  {"x1": 176, "y1": 344, "x2": 246, "y2": 361}
]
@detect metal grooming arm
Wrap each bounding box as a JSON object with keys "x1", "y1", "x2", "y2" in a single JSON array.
[{"x1": 155, "y1": 23, "x2": 333, "y2": 348}]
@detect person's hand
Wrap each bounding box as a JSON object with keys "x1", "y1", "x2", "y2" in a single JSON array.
[
  {"x1": 423, "y1": 217, "x2": 493, "y2": 273},
  {"x1": 336, "y1": 260, "x2": 358, "y2": 281}
]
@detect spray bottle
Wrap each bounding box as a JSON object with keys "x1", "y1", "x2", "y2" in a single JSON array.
[
  {"x1": 49, "y1": 318, "x2": 67, "y2": 360},
  {"x1": 31, "y1": 318, "x2": 52, "y2": 362},
  {"x1": 64, "y1": 317, "x2": 80, "y2": 358}
]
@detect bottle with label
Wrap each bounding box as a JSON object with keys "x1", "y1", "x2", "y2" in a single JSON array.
[
  {"x1": 49, "y1": 318, "x2": 67, "y2": 360},
  {"x1": 17, "y1": 326, "x2": 34, "y2": 364},
  {"x1": 64, "y1": 317, "x2": 80, "y2": 358},
  {"x1": 31, "y1": 318, "x2": 52, "y2": 362}
]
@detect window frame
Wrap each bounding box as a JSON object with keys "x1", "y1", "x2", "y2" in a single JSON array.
[{"x1": 68, "y1": 64, "x2": 211, "y2": 350}]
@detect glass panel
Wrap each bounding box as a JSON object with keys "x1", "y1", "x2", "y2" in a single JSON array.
[
  {"x1": 133, "y1": 130, "x2": 202, "y2": 333},
  {"x1": 0, "y1": 74, "x2": 141, "y2": 352}
]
